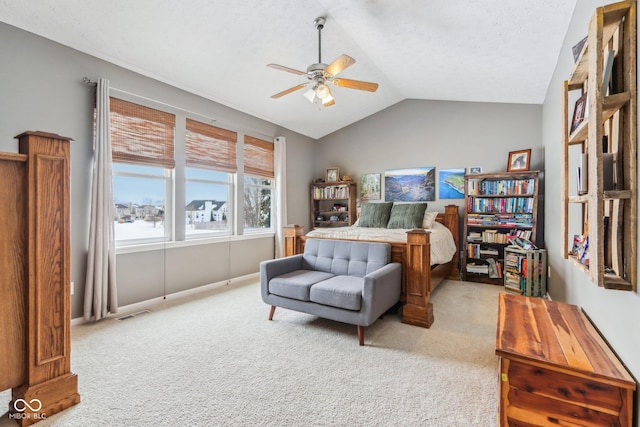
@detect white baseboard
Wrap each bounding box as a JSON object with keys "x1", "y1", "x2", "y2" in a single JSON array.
[{"x1": 71, "y1": 272, "x2": 259, "y2": 326}]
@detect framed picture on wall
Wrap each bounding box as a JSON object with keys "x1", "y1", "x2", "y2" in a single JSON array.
[
  {"x1": 326, "y1": 167, "x2": 340, "y2": 182},
  {"x1": 384, "y1": 167, "x2": 435, "y2": 201},
  {"x1": 438, "y1": 168, "x2": 465, "y2": 199},
  {"x1": 360, "y1": 173, "x2": 381, "y2": 200},
  {"x1": 507, "y1": 149, "x2": 531, "y2": 172}
]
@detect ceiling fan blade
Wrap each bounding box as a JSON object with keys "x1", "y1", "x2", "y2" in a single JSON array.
[
  {"x1": 325, "y1": 54, "x2": 356, "y2": 77},
  {"x1": 267, "y1": 64, "x2": 307, "y2": 76},
  {"x1": 271, "y1": 83, "x2": 309, "y2": 99},
  {"x1": 332, "y1": 78, "x2": 379, "y2": 92},
  {"x1": 323, "y1": 98, "x2": 336, "y2": 107}
]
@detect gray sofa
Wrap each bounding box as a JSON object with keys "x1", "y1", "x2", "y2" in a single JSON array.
[{"x1": 260, "y1": 238, "x2": 402, "y2": 345}]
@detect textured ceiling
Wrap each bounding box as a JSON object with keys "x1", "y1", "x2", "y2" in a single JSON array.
[{"x1": 0, "y1": 0, "x2": 577, "y2": 139}]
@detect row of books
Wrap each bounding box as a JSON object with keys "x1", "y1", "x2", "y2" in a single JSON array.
[
  {"x1": 467, "y1": 243, "x2": 499, "y2": 258},
  {"x1": 313, "y1": 185, "x2": 350, "y2": 200},
  {"x1": 468, "y1": 197, "x2": 534, "y2": 214},
  {"x1": 467, "y1": 230, "x2": 535, "y2": 246},
  {"x1": 467, "y1": 213, "x2": 533, "y2": 227},
  {"x1": 467, "y1": 178, "x2": 535, "y2": 196},
  {"x1": 467, "y1": 229, "x2": 511, "y2": 244}
]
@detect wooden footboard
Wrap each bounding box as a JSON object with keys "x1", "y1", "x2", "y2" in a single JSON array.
[{"x1": 283, "y1": 204, "x2": 460, "y2": 328}]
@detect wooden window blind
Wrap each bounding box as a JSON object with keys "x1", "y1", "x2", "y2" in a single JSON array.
[
  {"x1": 110, "y1": 97, "x2": 176, "y2": 168},
  {"x1": 185, "y1": 119, "x2": 237, "y2": 173},
  {"x1": 244, "y1": 136, "x2": 274, "y2": 179}
]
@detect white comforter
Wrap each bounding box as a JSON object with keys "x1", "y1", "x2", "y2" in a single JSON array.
[{"x1": 305, "y1": 221, "x2": 457, "y2": 266}]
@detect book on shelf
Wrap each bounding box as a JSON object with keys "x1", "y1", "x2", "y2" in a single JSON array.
[
  {"x1": 507, "y1": 237, "x2": 537, "y2": 250},
  {"x1": 487, "y1": 258, "x2": 502, "y2": 279},
  {"x1": 602, "y1": 49, "x2": 615, "y2": 94},
  {"x1": 572, "y1": 36, "x2": 587, "y2": 62},
  {"x1": 466, "y1": 263, "x2": 489, "y2": 274}
]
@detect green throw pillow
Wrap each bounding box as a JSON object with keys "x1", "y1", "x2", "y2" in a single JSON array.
[
  {"x1": 387, "y1": 203, "x2": 428, "y2": 229},
  {"x1": 358, "y1": 202, "x2": 393, "y2": 228}
]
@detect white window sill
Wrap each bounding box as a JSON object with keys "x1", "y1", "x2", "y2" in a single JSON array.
[{"x1": 115, "y1": 232, "x2": 275, "y2": 255}]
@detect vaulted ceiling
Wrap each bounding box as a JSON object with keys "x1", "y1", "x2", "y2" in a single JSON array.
[{"x1": 0, "y1": 0, "x2": 577, "y2": 139}]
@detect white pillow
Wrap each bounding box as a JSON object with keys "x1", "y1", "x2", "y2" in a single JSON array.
[{"x1": 422, "y1": 211, "x2": 438, "y2": 229}]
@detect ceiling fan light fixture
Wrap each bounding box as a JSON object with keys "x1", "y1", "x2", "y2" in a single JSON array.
[
  {"x1": 315, "y1": 83, "x2": 330, "y2": 99},
  {"x1": 303, "y1": 88, "x2": 317, "y2": 103}
]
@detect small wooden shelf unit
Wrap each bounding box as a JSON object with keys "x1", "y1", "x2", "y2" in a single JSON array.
[
  {"x1": 311, "y1": 181, "x2": 357, "y2": 229},
  {"x1": 496, "y1": 293, "x2": 635, "y2": 426}
]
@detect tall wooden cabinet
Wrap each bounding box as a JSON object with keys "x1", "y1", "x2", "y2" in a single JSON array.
[
  {"x1": 463, "y1": 171, "x2": 541, "y2": 285},
  {"x1": 0, "y1": 132, "x2": 79, "y2": 425},
  {"x1": 311, "y1": 181, "x2": 357, "y2": 229},
  {"x1": 561, "y1": 0, "x2": 637, "y2": 290}
]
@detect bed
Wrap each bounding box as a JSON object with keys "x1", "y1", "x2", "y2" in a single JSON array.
[{"x1": 283, "y1": 204, "x2": 460, "y2": 328}]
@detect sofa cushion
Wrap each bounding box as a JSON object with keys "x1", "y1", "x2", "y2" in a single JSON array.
[
  {"x1": 303, "y1": 239, "x2": 391, "y2": 277},
  {"x1": 310, "y1": 276, "x2": 364, "y2": 311},
  {"x1": 268, "y1": 270, "x2": 335, "y2": 301}
]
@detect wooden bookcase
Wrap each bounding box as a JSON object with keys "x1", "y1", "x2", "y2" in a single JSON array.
[
  {"x1": 311, "y1": 181, "x2": 357, "y2": 229},
  {"x1": 463, "y1": 171, "x2": 541, "y2": 285},
  {"x1": 561, "y1": 0, "x2": 637, "y2": 290}
]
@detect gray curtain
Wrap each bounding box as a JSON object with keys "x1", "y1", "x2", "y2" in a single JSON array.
[
  {"x1": 274, "y1": 136, "x2": 287, "y2": 258},
  {"x1": 84, "y1": 78, "x2": 118, "y2": 320}
]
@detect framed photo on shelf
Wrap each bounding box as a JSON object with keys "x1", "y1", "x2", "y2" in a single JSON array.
[
  {"x1": 571, "y1": 93, "x2": 587, "y2": 133},
  {"x1": 507, "y1": 149, "x2": 531, "y2": 172},
  {"x1": 326, "y1": 167, "x2": 340, "y2": 182},
  {"x1": 467, "y1": 166, "x2": 482, "y2": 174}
]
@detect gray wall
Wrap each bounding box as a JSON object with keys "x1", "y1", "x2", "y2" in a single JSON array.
[
  {"x1": 0, "y1": 22, "x2": 316, "y2": 319},
  {"x1": 542, "y1": 1, "x2": 640, "y2": 420},
  {"x1": 317, "y1": 99, "x2": 544, "y2": 243}
]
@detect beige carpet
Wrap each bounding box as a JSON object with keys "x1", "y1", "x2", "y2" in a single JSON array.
[{"x1": 1, "y1": 279, "x2": 503, "y2": 427}]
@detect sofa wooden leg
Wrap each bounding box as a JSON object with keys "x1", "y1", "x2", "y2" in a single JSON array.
[
  {"x1": 269, "y1": 305, "x2": 276, "y2": 320},
  {"x1": 357, "y1": 325, "x2": 364, "y2": 346}
]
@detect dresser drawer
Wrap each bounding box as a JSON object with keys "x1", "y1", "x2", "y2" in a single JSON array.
[{"x1": 506, "y1": 360, "x2": 623, "y2": 413}]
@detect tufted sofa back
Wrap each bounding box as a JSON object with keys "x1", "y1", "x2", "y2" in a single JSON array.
[{"x1": 302, "y1": 239, "x2": 391, "y2": 277}]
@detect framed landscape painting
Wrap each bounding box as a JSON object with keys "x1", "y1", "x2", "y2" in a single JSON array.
[
  {"x1": 438, "y1": 168, "x2": 465, "y2": 199},
  {"x1": 384, "y1": 167, "x2": 435, "y2": 202},
  {"x1": 360, "y1": 173, "x2": 381, "y2": 200}
]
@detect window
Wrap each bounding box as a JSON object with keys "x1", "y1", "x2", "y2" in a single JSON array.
[
  {"x1": 109, "y1": 97, "x2": 175, "y2": 244},
  {"x1": 243, "y1": 136, "x2": 274, "y2": 231},
  {"x1": 185, "y1": 168, "x2": 232, "y2": 237},
  {"x1": 185, "y1": 119, "x2": 237, "y2": 238},
  {"x1": 103, "y1": 97, "x2": 275, "y2": 246},
  {"x1": 113, "y1": 163, "x2": 170, "y2": 243}
]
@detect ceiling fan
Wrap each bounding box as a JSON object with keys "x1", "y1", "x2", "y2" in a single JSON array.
[{"x1": 267, "y1": 17, "x2": 379, "y2": 107}]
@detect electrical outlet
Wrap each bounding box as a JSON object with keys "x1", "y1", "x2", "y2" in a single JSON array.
[{"x1": 71, "y1": 281, "x2": 74, "y2": 295}]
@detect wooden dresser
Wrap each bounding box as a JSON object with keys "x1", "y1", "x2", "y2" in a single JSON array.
[{"x1": 495, "y1": 293, "x2": 635, "y2": 426}]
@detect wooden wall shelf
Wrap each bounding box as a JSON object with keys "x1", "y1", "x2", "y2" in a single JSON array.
[{"x1": 561, "y1": 0, "x2": 637, "y2": 291}]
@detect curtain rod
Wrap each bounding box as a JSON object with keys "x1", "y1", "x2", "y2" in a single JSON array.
[
  {"x1": 82, "y1": 77, "x2": 275, "y2": 140},
  {"x1": 81, "y1": 77, "x2": 274, "y2": 141}
]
